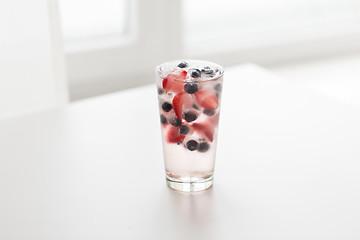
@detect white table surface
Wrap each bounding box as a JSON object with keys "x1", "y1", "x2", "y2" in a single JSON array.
[{"x1": 0, "y1": 64, "x2": 359, "y2": 239}]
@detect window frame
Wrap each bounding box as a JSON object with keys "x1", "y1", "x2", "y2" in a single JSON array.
[{"x1": 64, "y1": 0, "x2": 360, "y2": 100}]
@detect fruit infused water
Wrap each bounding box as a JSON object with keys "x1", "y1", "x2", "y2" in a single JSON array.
[{"x1": 156, "y1": 60, "x2": 224, "y2": 192}]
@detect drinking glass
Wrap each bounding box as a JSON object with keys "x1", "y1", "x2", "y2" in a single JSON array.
[{"x1": 156, "y1": 60, "x2": 224, "y2": 192}]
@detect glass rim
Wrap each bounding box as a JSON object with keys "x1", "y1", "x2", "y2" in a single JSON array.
[{"x1": 155, "y1": 59, "x2": 224, "y2": 82}]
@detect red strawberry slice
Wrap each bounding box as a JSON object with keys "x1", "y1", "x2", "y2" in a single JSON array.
[
  {"x1": 172, "y1": 93, "x2": 184, "y2": 120},
  {"x1": 192, "y1": 122, "x2": 215, "y2": 142},
  {"x1": 162, "y1": 69, "x2": 187, "y2": 93},
  {"x1": 172, "y1": 93, "x2": 191, "y2": 120},
  {"x1": 168, "y1": 69, "x2": 187, "y2": 80},
  {"x1": 162, "y1": 77, "x2": 168, "y2": 90},
  {"x1": 166, "y1": 126, "x2": 185, "y2": 143},
  {"x1": 195, "y1": 90, "x2": 218, "y2": 110}
]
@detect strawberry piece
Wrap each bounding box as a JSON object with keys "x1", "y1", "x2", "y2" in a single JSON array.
[
  {"x1": 192, "y1": 122, "x2": 215, "y2": 142},
  {"x1": 162, "y1": 77, "x2": 168, "y2": 90},
  {"x1": 195, "y1": 90, "x2": 218, "y2": 110},
  {"x1": 162, "y1": 69, "x2": 187, "y2": 93},
  {"x1": 166, "y1": 126, "x2": 185, "y2": 143},
  {"x1": 172, "y1": 93, "x2": 191, "y2": 120},
  {"x1": 172, "y1": 93, "x2": 184, "y2": 120},
  {"x1": 168, "y1": 69, "x2": 187, "y2": 80}
]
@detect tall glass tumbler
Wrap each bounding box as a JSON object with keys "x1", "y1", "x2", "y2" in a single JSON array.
[{"x1": 156, "y1": 60, "x2": 224, "y2": 192}]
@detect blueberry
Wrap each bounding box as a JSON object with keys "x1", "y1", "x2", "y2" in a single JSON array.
[
  {"x1": 157, "y1": 87, "x2": 165, "y2": 95},
  {"x1": 202, "y1": 66, "x2": 214, "y2": 74},
  {"x1": 214, "y1": 83, "x2": 222, "y2": 92},
  {"x1": 179, "y1": 125, "x2": 189, "y2": 135},
  {"x1": 186, "y1": 140, "x2": 199, "y2": 151},
  {"x1": 162, "y1": 102, "x2": 173, "y2": 112},
  {"x1": 178, "y1": 61, "x2": 188, "y2": 68},
  {"x1": 184, "y1": 82, "x2": 199, "y2": 94},
  {"x1": 169, "y1": 117, "x2": 182, "y2": 127},
  {"x1": 189, "y1": 68, "x2": 201, "y2": 78},
  {"x1": 160, "y1": 114, "x2": 167, "y2": 124},
  {"x1": 184, "y1": 111, "x2": 198, "y2": 122},
  {"x1": 203, "y1": 109, "x2": 216, "y2": 116},
  {"x1": 198, "y1": 142, "x2": 210, "y2": 152},
  {"x1": 192, "y1": 104, "x2": 199, "y2": 110}
]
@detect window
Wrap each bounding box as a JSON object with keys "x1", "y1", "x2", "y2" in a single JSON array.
[
  {"x1": 59, "y1": 0, "x2": 130, "y2": 51},
  {"x1": 183, "y1": 0, "x2": 360, "y2": 54},
  {"x1": 59, "y1": 0, "x2": 360, "y2": 100}
]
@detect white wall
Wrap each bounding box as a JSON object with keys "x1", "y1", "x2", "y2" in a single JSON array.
[
  {"x1": 62, "y1": 0, "x2": 360, "y2": 101},
  {"x1": 0, "y1": 0, "x2": 68, "y2": 120}
]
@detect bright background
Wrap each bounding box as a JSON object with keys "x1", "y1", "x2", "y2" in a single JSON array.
[
  {"x1": 1, "y1": 0, "x2": 360, "y2": 118},
  {"x1": 58, "y1": 0, "x2": 360, "y2": 101}
]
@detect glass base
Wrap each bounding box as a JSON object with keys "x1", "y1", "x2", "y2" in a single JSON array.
[{"x1": 166, "y1": 174, "x2": 213, "y2": 192}]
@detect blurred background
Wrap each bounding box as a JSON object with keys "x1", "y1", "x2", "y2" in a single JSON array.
[
  {"x1": 1, "y1": 0, "x2": 360, "y2": 118},
  {"x1": 59, "y1": 0, "x2": 360, "y2": 100}
]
